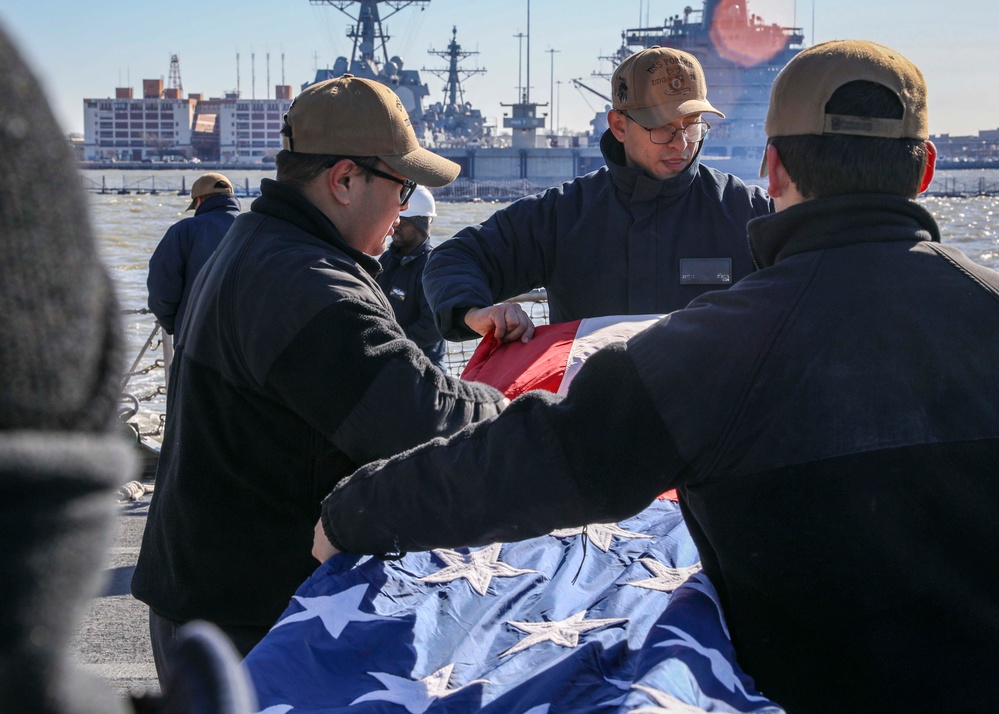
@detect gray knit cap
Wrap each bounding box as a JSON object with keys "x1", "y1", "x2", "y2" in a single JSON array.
[{"x1": 0, "y1": 25, "x2": 123, "y2": 432}]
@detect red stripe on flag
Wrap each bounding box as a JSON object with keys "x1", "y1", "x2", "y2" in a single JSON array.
[
  {"x1": 460, "y1": 318, "x2": 678, "y2": 502},
  {"x1": 461, "y1": 321, "x2": 581, "y2": 399}
]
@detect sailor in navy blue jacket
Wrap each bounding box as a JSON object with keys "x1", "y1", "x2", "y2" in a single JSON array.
[
  {"x1": 377, "y1": 186, "x2": 447, "y2": 369},
  {"x1": 424, "y1": 48, "x2": 774, "y2": 344},
  {"x1": 147, "y1": 188, "x2": 240, "y2": 337},
  {"x1": 424, "y1": 130, "x2": 772, "y2": 342}
]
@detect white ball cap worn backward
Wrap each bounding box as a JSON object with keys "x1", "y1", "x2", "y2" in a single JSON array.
[{"x1": 399, "y1": 185, "x2": 436, "y2": 219}]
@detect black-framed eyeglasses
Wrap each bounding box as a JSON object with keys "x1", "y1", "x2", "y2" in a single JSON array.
[
  {"x1": 619, "y1": 111, "x2": 711, "y2": 145},
  {"x1": 361, "y1": 164, "x2": 417, "y2": 206}
]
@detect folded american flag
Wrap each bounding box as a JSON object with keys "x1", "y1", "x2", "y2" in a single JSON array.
[{"x1": 243, "y1": 317, "x2": 785, "y2": 713}]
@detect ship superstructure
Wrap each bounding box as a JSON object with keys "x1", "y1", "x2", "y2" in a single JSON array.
[{"x1": 307, "y1": 0, "x2": 434, "y2": 139}]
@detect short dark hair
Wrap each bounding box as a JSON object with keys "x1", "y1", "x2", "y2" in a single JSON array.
[
  {"x1": 770, "y1": 81, "x2": 928, "y2": 199},
  {"x1": 275, "y1": 145, "x2": 378, "y2": 192}
]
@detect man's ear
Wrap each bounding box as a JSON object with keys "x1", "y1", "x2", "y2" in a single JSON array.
[
  {"x1": 918, "y1": 140, "x2": 937, "y2": 194},
  {"x1": 327, "y1": 159, "x2": 356, "y2": 205},
  {"x1": 765, "y1": 143, "x2": 788, "y2": 198},
  {"x1": 607, "y1": 109, "x2": 627, "y2": 143}
]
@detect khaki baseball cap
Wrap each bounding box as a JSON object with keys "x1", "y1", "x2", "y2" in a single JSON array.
[
  {"x1": 187, "y1": 172, "x2": 233, "y2": 210},
  {"x1": 612, "y1": 46, "x2": 724, "y2": 128},
  {"x1": 282, "y1": 74, "x2": 460, "y2": 187},
  {"x1": 761, "y1": 40, "x2": 928, "y2": 176}
]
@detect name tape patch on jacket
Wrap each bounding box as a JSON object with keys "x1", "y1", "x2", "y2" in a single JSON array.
[{"x1": 679, "y1": 258, "x2": 732, "y2": 285}]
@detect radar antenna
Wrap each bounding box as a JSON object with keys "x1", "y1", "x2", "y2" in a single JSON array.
[{"x1": 423, "y1": 26, "x2": 485, "y2": 107}]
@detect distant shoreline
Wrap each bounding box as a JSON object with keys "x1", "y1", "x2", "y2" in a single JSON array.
[
  {"x1": 79, "y1": 161, "x2": 275, "y2": 171},
  {"x1": 78, "y1": 159, "x2": 999, "y2": 172}
]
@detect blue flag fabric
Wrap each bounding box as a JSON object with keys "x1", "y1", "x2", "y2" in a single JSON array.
[{"x1": 244, "y1": 499, "x2": 785, "y2": 713}]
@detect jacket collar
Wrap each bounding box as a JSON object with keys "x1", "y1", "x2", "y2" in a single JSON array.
[
  {"x1": 386, "y1": 239, "x2": 433, "y2": 266},
  {"x1": 600, "y1": 128, "x2": 700, "y2": 204},
  {"x1": 194, "y1": 193, "x2": 241, "y2": 215},
  {"x1": 748, "y1": 193, "x2": 942, "y2": 269},
  {"x1": 250, "y1": 178, "x2": 382, "y2": 277}
]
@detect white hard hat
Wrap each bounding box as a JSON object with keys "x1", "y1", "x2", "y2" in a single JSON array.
[{"x1": 400, "y1": 185, "x2": 436, "y2": 218}]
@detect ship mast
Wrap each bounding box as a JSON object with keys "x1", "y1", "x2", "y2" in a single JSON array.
[
  {"x1": 500, "y1": 0, "x2": 547, "y2": 151},
  {"x1": 423, "y1": 25, "x2": 485, "y2": 108},
  {"x1": 306, "y1": 0, "x2": 434, "y2": 139},
  {"x1": 308, "y1": 0, "x2": 430, "y2": 70}
]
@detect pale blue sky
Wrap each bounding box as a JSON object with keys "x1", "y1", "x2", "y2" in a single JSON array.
[{"x1": 3, "y1": 0, "x2": 997, "y2": 137}]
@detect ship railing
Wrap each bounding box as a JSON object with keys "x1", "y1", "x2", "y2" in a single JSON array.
[
  {"x1": 431, "y1": 178, "x2": 552, "y2": 202},
  {"x1": 118, "y1": 290, "x2": 550, "y2": 454},
  {"x1": 80, "y1": 174, "x2": 261, "y2": 197}
]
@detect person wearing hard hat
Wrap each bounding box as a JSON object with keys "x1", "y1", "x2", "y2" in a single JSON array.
[{"x1": 376, "y1": 185, "x2": 447, "y2": 370}]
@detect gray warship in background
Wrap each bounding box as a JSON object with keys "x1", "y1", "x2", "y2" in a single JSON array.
[{"x1": 306, "y1": 0, "x2": 804, "y2": 193}]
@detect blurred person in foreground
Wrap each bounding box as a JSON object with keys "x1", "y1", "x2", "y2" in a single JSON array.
[
  {"x1": 0, "y1": 21, "x2": 254, "y2": 714},
  {"x1": 423, "y1": 45, "x2": 773, "y2": 345},
  {"x1": 376, "y1": 184, "x2": 447, "y2": 370},
  {"x1": 131, "y1": 74, "x2": 507, "y2": 681},
  {"x1": 316, "y1": 41, "x2": 999, "y2": 713}
]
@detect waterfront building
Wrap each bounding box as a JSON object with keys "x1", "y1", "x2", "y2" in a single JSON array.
[
  {"x1": 217, "y1": 86, "x2": 293, "y2": 164},
  {"x1": 83, "y1": 80, "x2": 196, "y2": 162},
  {"x1": 83, "y1": 80, "x2": 292, "y2": 164},
  {"x1": 932, "y1": 128, "x2": 999, "y2": 167}
]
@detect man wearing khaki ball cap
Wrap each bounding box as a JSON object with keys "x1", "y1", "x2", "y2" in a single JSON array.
[
  {"x1": 424, "y1": 45, "x2": 773, "y2": 345},
  {"x1": 132, "y1": 74, "x2": 507, "y2": 677}
]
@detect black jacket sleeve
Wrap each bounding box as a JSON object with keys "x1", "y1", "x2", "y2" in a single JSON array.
[
  {"x1": 321, "y1": 342, "x2": 688, "y2": 554},
  {"x1": 266, "y1": 294, "x2": 506, "y2": 466},
  {"x1": 423, "y1": 189, "x2": 563, "y2": 340}
]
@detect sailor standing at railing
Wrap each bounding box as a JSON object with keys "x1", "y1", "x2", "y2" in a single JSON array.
[
  {"x1": 146, "y1": 171, "x2": 241, "y2": 343},
  {"x1": 424, "y1": 46, "x2": 774, "y2": 344}
]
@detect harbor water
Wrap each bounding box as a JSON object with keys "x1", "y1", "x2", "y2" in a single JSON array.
[
  {"x1": 92, "y1": 166, "x2": 999, "y2": 307},
  {"x1": 92, "y1": 165, "x2": 999, "y2": 328}
]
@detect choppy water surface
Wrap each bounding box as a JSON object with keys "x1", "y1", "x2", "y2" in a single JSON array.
[
  {"x1": 89, "y1": 168, "x2": 999, "y2": 308},
  {"x1": 87, "y1": 168, "x2": 998, "y2": 433}
]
